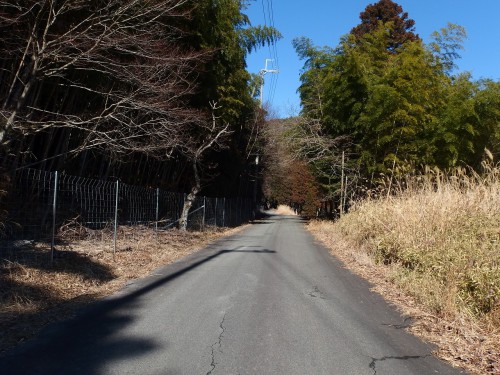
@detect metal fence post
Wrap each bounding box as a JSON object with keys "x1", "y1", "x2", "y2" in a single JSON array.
[
  {"x1": 183, "y1": 193, "x2": 187, "y2": 228},
  {"x1": 240, "y1": 198, "x2": 243, "y2": 225},
  {"x1": 214, "y1": 198, "x2": 218, "y2": 227},
  {"x1": 50, "y1": 171, "x2": 58, "y2": 264},
  {"x1": 155, "y1": 187, "x2": 159, "y2": 232},
  {"x1": 202, "y1": 196, "x2": 206, "y2": 231},
  {"x1": 113, "y1": 180, "x2": 119, "y2": 260},
  {"x1": 222, "y1": 198, "x2": 226, "y2": 227}
]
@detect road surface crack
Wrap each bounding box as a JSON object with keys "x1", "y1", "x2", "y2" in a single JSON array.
[
  {"x1": 207, "y1": 313, "x2": 227, "y2": 375},
  {"x1": 368, "y1": 354, "x2": 431, "y2": 374}
]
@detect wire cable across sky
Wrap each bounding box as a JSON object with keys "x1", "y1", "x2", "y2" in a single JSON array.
[{"x1": 260, "y1": 0, "x2": 279, "y2": 107}]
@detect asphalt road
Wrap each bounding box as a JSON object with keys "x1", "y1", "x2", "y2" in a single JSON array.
[{"x1": 1, "y1": 215, "x2": 466, "y2": 374}]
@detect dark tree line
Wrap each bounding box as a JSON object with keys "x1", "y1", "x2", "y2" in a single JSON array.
[{"x1": 0, "y1": 0, "x2": 281, "y2": 209}]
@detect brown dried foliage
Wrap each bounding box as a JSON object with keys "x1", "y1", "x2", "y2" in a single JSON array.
[{"x1": 307, "y1": 167, "x2": 500, "y2": 374}]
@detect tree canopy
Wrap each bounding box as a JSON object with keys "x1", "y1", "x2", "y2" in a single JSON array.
[
  {"x1": 0, "y1": 0, "x2": 281, "y2": 199},
  {"x1": 351, "y1": 0, "x2": 419, "y2": 51},
  {"x1": 286, "y1": 0, "x2": 499, "y2": 216}
]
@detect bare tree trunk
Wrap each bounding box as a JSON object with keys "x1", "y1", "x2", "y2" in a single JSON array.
[
  {"x1": 179, "y1": 159, "x2": 201, "y2": 231},
  {"x1": 178, "y1": 102, "x2": 230, "y2": 230},
  {"x1": 178, "y1": 187, "x2": 199, "y2": 231}
]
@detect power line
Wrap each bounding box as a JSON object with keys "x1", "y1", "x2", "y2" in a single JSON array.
[
  {"x1": 258, "y1": 59, "x2": 279, "y2": 107},
  {"x1": 259, "y1": 0, "x2": 279, "y2": 108}
]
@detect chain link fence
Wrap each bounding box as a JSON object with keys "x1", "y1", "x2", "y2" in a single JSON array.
[{"x1": 0, "y1": 168, "x2": 253, "y2": 260}]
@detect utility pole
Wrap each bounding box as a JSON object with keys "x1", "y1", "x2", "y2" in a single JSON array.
[{"x1": 259, "y1": 59, "x2": 279, "y2": 107}]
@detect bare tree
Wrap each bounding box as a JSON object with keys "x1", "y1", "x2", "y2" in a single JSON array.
[
  {"x1": 178, "y1": 102, "x2": 231, "y2": 230},
  {"x1": 0, "y1": 0, "x2": 207, "y2": 160},
  {"x1": 262, "y1": 116, "x2": 360, "y2": 216}
]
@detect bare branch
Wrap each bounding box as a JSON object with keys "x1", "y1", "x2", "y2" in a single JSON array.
[{"x1": 0, "y1": 0, "x2": 209, "y2": 158}]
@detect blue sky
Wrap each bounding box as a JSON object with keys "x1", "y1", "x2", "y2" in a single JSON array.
[{"x1": 245, "y1": 0, "x2": 500, "y2": 118}]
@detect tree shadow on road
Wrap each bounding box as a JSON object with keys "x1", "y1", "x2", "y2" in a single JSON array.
[{"x1": 0, "y1": 241, "x2": 276, "y2": 374}]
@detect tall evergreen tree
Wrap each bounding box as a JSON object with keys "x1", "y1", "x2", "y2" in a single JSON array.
[{"x1": 351, "y1": 0, "x2": 419, "y2": 52}]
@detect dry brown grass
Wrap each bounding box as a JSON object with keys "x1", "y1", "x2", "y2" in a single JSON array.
[
  {"x1": 0, "y1": 225, "x2": 245, "y2": 354},
  {"x1": 307, "y1": 166, "x2": 500, "y2": 375}
]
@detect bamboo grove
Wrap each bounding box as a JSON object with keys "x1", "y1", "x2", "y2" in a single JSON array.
[
  {"x1": 264, "y1": 0, "x2": 499, "y2": 216},
  {"x1": 0, "y1": 0, "x2": 281, "y2": 200}
]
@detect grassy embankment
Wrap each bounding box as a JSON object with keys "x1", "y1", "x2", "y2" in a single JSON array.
[{"x1": 308, "y1": 165, "x2": 499, "y2": 375}]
